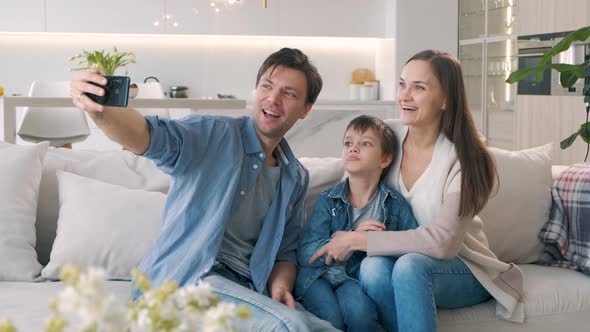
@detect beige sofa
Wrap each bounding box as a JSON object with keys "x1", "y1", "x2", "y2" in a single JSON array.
[{"x1": 0, "y1": 141, "x2": 588, "y2": 331}]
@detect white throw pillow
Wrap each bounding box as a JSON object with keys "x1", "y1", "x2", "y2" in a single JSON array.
[
  {"x1": 41, "y1": 171, "x2": 166, "y2": 280},
  {"x1": 299, "y1": 157, "x2": 345, "y2": 221},
  {"x1": 479, "y1": 143, "x2": 553, "y2": 264},
  {"x1": 36, "y1": 148, "x2": 169, "y2": 265},
  {"x1": 0, "y1": 141, "x2": 49, "y2": 281}
]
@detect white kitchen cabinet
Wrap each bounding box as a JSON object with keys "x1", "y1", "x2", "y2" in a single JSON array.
[
  {"x1": 459, "y1": 0, "x2": 518, "y2": 150},
  {"x1": 485, "y1": 39, "x2": 517, "y2": 149},
  {"x1": 0, "y1": 1, "x2": 45, "y2": 32},
  {"x1": 164, "y1": 0, "x2": 279, "y2": 35},
  {"x1": 45, "y1": 0, "x2": 166, "y2": 34},
  {"x1": 459, "y1": 43, "x2": 484, "y2": 133},
  {"x1": 459, "y1": 0, "x2": 485, "y2": 40},
  {"x1": 11, "y1": 0, "x2": 387, "y2": 37},
  {"x1": 518, "y1": 0, "x2": 590, "y2": 36},
  {"x1": 164, "y1": 0, "x2": 386, "y2": 37},
  {"x1": 163, "y1": 0, "x2": 216, "y2": 34},
  {"x1": 276, "y1": 0, "x2": 387, "y2": 37}
]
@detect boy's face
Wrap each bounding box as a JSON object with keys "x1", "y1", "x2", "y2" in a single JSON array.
[{"x1": 342, "y1": 127, "x2": 392, "y2": 177}]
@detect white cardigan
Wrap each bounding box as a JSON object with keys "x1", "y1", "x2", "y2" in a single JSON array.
[{"x1": 367, "y1": 119, "x2": 525, "y2": 322}]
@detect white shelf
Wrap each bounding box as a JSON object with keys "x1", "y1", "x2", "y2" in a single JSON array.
[{"x1": 2, "y1": 96, "x2": 246, "y2": 144}]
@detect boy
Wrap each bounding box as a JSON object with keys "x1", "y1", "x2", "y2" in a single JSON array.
[{"x1": 296, "y1": 115, "x2": 418, "y2": 331}]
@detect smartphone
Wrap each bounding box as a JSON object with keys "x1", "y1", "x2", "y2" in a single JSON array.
[{"x1": 86, "y1": 76, "x2": 130, "y2": 107}]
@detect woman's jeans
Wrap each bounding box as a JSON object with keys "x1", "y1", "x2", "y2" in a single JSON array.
[
  {"x1": 301, "y1": 278, "x2": 379, "y2": 331},
  {"x1": 359, "y1": 253, "x2": 492, "y2": 332}
]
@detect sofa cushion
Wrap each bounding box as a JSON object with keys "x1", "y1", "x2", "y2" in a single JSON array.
[
  {"x1": 0, "y1": 141, "x2": 49, "y2": 281},
  {"x1": 1, "y1": 266, "x2": 587, "y2": 332},
  {"x1": 41, "y1": 171, "x2": 166, "y2": 280},
  {"x1": 0, "y1": 280, "x2": 131, "y2": 332},
  {"x1": 479, "y1": 143, "x2": 553, "y2": 264},
  {"x1": 438, "y1": 264, "x2": 590, "y2": 332},
  {"x1": 36, "y1": 148, "x2": 169, "y2": 265}
]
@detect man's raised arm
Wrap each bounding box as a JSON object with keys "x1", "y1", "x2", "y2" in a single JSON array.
[{"x1": 70, "y1": 69, "x2": 150, "y2": 154}]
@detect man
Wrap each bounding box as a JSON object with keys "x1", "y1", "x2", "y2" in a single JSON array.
[{"x1": 70, "y1": 48, "x2": 335, "y2": 331}]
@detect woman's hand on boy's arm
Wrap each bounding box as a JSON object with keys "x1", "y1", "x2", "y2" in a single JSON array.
[
  {"x1": 354, "y1": 220, "x2": 386, "y2": 232},
  {"x1": 309, "y1": 231, "x2": 368, "y2": 264}
]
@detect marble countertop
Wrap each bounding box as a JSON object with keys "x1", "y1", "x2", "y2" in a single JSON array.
[
  {"x1": 246, "y1": 99, "x2": 396, "y2": 111},
  {"x1": 314, "y1": 99, "x2": 396, "y2": 105}
]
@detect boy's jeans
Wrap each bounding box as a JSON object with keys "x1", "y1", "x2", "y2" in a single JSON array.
[
  {"x1": 359, "y1": 253, "x2": 492, "y2": 332},
  {"x1": 204, "y1": 263, "x2": 338, "y2": 332},
  {"x1": 301, "y1": 277, "x2": 379, "y2": 331}
]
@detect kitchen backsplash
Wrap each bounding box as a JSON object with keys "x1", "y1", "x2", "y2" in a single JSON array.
[{"x1": 0, "y1": 33, "x2": 394, "y2": 101}]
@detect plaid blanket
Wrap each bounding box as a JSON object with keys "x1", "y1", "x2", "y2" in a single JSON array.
[{"x1": 538, "y1": 163, "x2": 590, "y2": 274}]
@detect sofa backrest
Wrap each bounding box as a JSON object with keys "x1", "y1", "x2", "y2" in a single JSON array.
[
  {"x1": 299, "y1": 144, "x2": 557, "y2": 265},
  {"x1": 34, "y1": 144, "x2": 558, "y2": 267}
]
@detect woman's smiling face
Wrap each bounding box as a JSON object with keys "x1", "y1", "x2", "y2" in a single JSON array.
[{"x1": 397, "y1": 59, "x2": 447, "y2": 128}]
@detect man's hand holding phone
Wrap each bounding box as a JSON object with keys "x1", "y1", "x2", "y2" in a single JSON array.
[
  {"x1": 70, "y1": 69, "x2": 150, "y2": 154},
  {"x1": 70, "y1": 70, "x2": 130, "y2": 112},
  {"x1": 87, "y1": 75, "x2": 130, "y2": 107}
]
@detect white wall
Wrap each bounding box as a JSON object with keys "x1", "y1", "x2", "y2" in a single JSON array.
[
  {"x1": 395, "y1": 0, "x2": 459, "y2": 79},
  {"x1": 375, "y1": 0, "x2": 398, "y2": 101},
  {"x1": 0, "y1": 33, "x2": 382, "y2": 101},
  {"x1": 372, "y1": 0, "x2": 459, "y2": 103}
]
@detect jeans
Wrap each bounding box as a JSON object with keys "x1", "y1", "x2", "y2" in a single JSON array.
[
  {"x1": 359, "y1": 253, "x2": 492, "y2": 332},
  {"x1": 301, "y1": 277, "x2": 379, "y2": 332},
  {"x1": 204, "y1": 264, "x2": 339, "y2": 332}
]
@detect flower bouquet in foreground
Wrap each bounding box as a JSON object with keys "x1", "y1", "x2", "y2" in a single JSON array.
[{"x1": 0, "y1": 265, "x2": 249, "y2": 332}]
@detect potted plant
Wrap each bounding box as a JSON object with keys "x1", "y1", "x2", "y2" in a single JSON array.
[
  {"x1": 506, "y1": 26, "x2": 590, "y2": 156},
  {"x1": 68, "y1": 46, "x2": 136, "y2": 76}
]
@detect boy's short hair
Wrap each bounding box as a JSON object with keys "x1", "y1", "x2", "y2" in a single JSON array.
[{"x1": 345, "y1": 115, "x2": 398, "y2": 178}]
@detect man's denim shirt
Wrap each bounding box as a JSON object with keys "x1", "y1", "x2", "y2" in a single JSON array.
[
  {"x1": 135, "y1": 115, "x2": 309, "y2": 298},
  {"x1": 295, "y1": 178, "x2": 417, "y2": 298}
]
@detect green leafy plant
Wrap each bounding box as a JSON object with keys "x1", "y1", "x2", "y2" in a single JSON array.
[
  {"x1": 506, "y1": 26, "x2": 590, "y2": 152},
  {"x1": 68, "y1": 46, "x2": 136, "y2": 76}
]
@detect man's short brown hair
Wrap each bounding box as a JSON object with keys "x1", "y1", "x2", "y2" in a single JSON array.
[{"x1": 256, "y1": 48, "x2": 323, "y2": 104}]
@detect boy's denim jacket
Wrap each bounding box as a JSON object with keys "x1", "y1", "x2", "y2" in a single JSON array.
[{"x1": 295, "y1": 178, "x2": 418, "y2": 298}]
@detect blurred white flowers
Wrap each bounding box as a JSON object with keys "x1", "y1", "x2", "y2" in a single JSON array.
[{"x1": 0, "y1": 265, "x2": 249, "y2": 332}]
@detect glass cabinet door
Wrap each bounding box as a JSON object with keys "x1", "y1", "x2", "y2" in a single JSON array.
[
  {"x1": 487, "y1": 0, "x2": 517, "y2": 36},
  {"x1": 486, "y1": 39, "x2": 517, "y2": 149},
  {"x1": 459, "y1": 0, "x2": 485, "y2": 39},
  {"x1": 459, "y1": 43, "x2": 484, "y2": 133}
]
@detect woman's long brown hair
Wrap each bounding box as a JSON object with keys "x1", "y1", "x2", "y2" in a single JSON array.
[{"x1": 407, "y1": 50, "x2": 497, "y2": 217}]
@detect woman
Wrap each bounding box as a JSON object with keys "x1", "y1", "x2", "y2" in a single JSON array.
[{"x1": 309, "y1": 50, "x2": 524, "y2": 331}]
